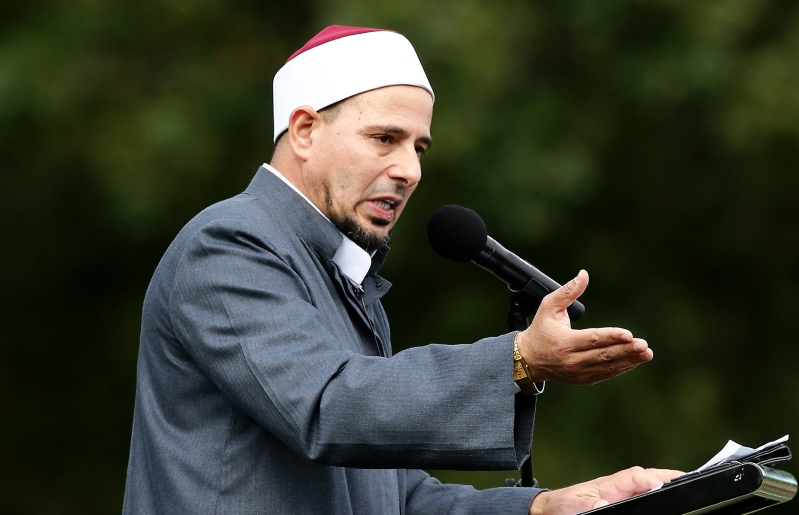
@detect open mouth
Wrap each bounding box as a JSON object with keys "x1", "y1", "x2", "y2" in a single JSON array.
[{"x1": 364, "y1": 197, "x2": 401, "y2": 225}]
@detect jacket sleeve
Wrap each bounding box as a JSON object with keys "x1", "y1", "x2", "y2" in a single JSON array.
[
  {"x1": 168, "y1": 218, "x2": 537, "y2": 471},
  {"x1": 403, "y1": 469, "x2": 543, "y2": 515}
]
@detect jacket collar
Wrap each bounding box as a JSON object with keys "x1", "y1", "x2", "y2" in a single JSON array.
[{"x1": 244, "y1": 166, "x2": 390, "y2": 277}]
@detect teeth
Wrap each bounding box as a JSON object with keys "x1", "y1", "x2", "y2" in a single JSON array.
[{"x1": 374, "y1": 200, "x2": 394, "y2": 209}]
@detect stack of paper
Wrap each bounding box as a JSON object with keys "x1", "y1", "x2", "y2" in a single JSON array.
[{"x1": 695, "y1": 435, "x2": 789, "y2": 472}]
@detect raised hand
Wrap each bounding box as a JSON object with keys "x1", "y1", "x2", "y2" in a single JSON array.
[{"x1": 516, "y1": 270, "x2": 653, "y2": 385}]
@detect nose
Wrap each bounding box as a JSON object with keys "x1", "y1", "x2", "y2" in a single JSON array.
[{"x1": 386, "y1": 144, "x2": 422, "y2": 187}]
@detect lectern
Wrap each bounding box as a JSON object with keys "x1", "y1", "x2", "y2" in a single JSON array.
[{"x1": 583, "y1": 461, "x2": 796, "y2": 514}]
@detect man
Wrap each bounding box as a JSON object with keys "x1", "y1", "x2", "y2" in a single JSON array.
[{"x1": 123, "y1": 26, "x2": 680, "y2": 514}]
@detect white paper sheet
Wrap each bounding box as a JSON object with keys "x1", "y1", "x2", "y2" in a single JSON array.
[{"x1": 695, "y1": 434, "x2": 789, "y2": 472}]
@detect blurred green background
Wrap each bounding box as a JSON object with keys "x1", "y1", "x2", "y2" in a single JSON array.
[{"x1": 2, "y1": 0, "x2": 799, "y2": 513}]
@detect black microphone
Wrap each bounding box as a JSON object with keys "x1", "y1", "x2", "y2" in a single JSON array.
[{"x1": 427, "y1": 205, "x2": 585, "y2": 321}]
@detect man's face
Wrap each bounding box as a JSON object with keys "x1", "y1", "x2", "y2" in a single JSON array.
[{"x1": 303, "y1": 85, "x2": 433, "y2": 251}]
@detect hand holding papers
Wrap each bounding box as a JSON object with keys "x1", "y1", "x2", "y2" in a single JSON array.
[{"x1": 581, "y1": 435, "x2": 796, "y2": 514}]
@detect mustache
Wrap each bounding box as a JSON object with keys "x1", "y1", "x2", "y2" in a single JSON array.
[{"x1": 368, "y1": 184, "x2": 406, "y2": 200}]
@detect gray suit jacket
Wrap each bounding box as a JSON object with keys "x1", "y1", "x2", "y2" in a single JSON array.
[{"x1": 123, "y1": 167, "x2": 542, "y2": 514}]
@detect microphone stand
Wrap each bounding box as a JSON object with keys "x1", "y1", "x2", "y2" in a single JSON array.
[{"x1": 507, "y1": 292, "x2": 541, "y2": 488}]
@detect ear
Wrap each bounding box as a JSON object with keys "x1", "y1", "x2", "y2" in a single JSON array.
[{"x1": 287, "y1": 106, "x2": 323, "y2": 161}]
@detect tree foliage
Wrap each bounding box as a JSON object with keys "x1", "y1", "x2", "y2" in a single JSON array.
[{"x1": 2, "y1": 1, "x2": 799, "y2": 512}]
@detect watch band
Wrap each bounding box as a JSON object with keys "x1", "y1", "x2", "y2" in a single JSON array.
[{"x1": 513, "y1": 333, "x2": 545, "y2": 396}]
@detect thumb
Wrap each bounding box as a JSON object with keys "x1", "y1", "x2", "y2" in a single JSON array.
[{"x1": 546, "y1": 269, "x2": 588, "y2": 312}]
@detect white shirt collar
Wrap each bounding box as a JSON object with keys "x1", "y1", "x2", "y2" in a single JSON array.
[
  {"x1": 331, "y1": 237, "x2": 373, "y2": 286},
  {"x1": 263, "y1": 163, "x2": 372, "y2": 286}
]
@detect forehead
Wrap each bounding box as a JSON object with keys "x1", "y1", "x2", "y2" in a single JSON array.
[{"x1": 335, "y1": 85, "x2": 433, "y2": 130}]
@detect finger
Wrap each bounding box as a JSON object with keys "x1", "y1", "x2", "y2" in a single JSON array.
[
  {"x1": 601, "y1": 467, "x2": 684, "y2": 501},
  {"x1": 589, "y1": 340, "x2": 652, "y2": 364},
  {"x1": 543, "y1": 269, "x2": 588, "y2": 314},
  {"x1": 577, "y1": 349, "x2": 653, "y2": 384},
  {"x1": 584, "y1": 347, "x2": 653, "y2": 374},
  {"x1": 622, "y1": 468, "x2": 685, "y2": 495},
  {"x1": 643, "y1": 468, "x2": 685, "y2": 483},
  {"x1": 568, "y1": 327, "x2": 637, "y2": 352}
]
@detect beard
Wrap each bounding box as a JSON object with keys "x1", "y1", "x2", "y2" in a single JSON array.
[
  {"x1": 330, "y1": 212, "x2": 391, "y2": 253},
  {"x1": 322, "y1": 181, "x2": 404, "y2": 253}
]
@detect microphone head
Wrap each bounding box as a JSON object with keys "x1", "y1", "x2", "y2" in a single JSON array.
[{"x1": 427, "y1": 205, "x2": 488, "y2": 262}]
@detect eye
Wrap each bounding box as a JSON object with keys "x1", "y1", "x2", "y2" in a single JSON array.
[
  {"x1": 375, "y1": 134, "x2": 393, "y2": 145},
  {"x1": 415, "y1": 145, "x2": 428, "y2": 158}
]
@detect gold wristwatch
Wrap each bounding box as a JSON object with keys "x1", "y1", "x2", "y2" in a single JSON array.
[{"x1": 513, "y1": 334, "x2": 545, "y2": 396}]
